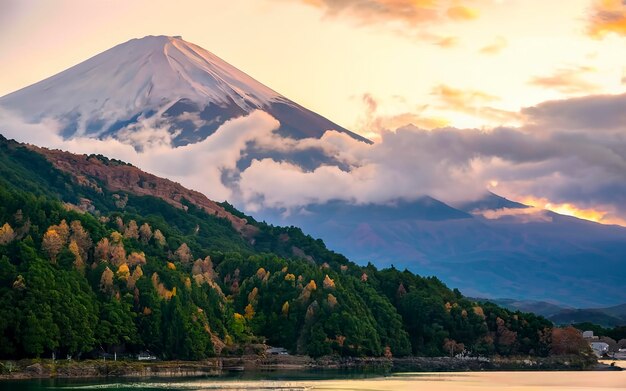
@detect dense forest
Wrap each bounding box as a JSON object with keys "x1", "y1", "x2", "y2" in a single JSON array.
[{"x1": 0, "y1": 135, "x2": 588, "y2": 360}]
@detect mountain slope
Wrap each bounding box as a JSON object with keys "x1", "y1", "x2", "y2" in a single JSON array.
[
  {"x1": 26, "y1": 143, "x2": 257, "y2": 237},
  {"x1": 0, "y1": 135, "x2": 564, "y2": 360},
  {"x1": 0, "y1": 35, "x2": 369, "y2": 146}
]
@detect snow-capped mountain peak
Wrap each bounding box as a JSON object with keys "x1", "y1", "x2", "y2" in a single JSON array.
[{"x1": 0, "y1": 35, "x2": 368, "y2": 145}]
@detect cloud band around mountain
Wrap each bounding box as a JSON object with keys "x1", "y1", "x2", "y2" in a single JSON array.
[{"x1": 2, "y1": 91, "x2": 626, "y2": 225}]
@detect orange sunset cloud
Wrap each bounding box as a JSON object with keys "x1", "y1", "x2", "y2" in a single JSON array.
[
  {"x1": 588, "y1": 0, "x2": 626, "y2": 38},
  {"x1": 299, "y1": 0, "x2": 479, "y2": 27},
  {"x1": 521, "y1": 196, "x2": 626, "y2": 227},
  {"x1": 529, "y1": 66, "x2": 600, "y2": 94}
]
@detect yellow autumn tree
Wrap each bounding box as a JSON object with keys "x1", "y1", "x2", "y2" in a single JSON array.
[
  {"x1": 281, "y1": 301, "x2": 290, "y2": 316},
  {"x1": 191, "y1": 256, "x2": 216, "y2": 285},
  {"x1": 174, "y1": 243, "x2": 192, "y2": 264},
  {"x1": 110, "y1": 231, "x2": 123, "y2": 244},
  {"x1": 100, "y1": 267, "x2": 114, "y2": 293},
  {"x1": 473, "y1": 306, "x2": 485, "y2": 319},
  {"x1": 323, "y1": 274, "x2": 335, "y2": 290},
  {"x1": 166, "y1": 262, "x2": 176, "y2": 270},
  {"x1": 70, "y1": 220, "x2": 92, "y2": 257},
  {"x1": 256, "y1": 267, "x2": 267, "y2": 280},
  {"x1": 115, "y1": 216, "x2": 124, "y2": 231},
  {"x1": 117, "y1": 263, "x2": 130, "y2": 280},
  {"x1": 127, "y1": 251, "x2": 146, "y2": 266},
  {"x1": 139, "y1": 223, "x2": 152, "y2": 244},
  {"x1": 0, "y1": 223, "x2": 15, "y2": 245},
  {"x1": 68, "y1": 239, "x2": 85, "y2": 273},
  {"x1": 244, "y1": 303, "x2": 255, "y2": 320},
  {"x1": 151, "y1": 272, "x2": 174, "y2": 300},
  {"x1": 151, "y1": 272, "x2": 160, "y2": 290},
  {"x1": 300, "y1": 280, "x2": 318, "y2": 301},
  {"x1": 233, "y1": 313, "x2": 245, "y2": 326},
  {"x1": 110, "y1": 244, "x2": 126, "y2": 267},
  {"x1": 153, "y1": 229, "x2": 166, "y2": 246},
  {"x1": 52, "y1": 220, "x2": 70, "y2": 243},
  {"x1": 124, "y1": 220, "x2": 139, "y2": 240},
  {"x1": 95, "y1": 237, "x2": 110, "y2": 262},
  {"x1": 248, "y1": 287, "x2": 259, "y2": 304},
  {"x1": 327, "y1": 293, "x2": 338, "y2": 308},
  {"x1": 42, "y1": 228, "x2": 64, "y2": 263},
  {"x1": 127, "y1": 265, "x2": 144, "y2": 289}
]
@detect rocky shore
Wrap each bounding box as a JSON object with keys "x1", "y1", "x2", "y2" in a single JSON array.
[{"x1": 0, "y1": 353, "x2": 609, "y2": 380}]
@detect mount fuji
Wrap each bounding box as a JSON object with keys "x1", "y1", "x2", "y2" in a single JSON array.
[{"x1": 0, "y1": 35, "x2": 369, "y2": 146}]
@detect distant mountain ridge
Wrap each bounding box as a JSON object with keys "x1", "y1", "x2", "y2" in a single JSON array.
[
  {"x1": 549, "y1": 305, "x2": 626, "y2": 328},
  {"x1": 478, "y1": 298, "x2": 626, "y2": 327},
  {"x1": 261, "y1": 198, "x2": 626, "y2": 307}
]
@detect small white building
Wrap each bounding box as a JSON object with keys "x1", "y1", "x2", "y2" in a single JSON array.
[
  {"x1": 590, "y1": 342, "x2": 609, "y2": 357},
  {"x1": 582, "y1": 330, "x2": 595, "y2": 339}
]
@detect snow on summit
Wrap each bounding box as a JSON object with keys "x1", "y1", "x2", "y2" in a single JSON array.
[
  {"x1": 1, "y1": 36, "x2": 279, "y2": 129},
  {"x1": 0, "y1": 35, "x2": 367, "y2": 145}
]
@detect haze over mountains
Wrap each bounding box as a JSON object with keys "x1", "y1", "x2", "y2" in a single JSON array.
[{"x1": 1, "y1": 35, "x2": 625, "y2": 308}]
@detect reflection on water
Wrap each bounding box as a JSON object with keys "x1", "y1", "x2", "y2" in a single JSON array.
[{"x1": 1, "y1": 370, "x2": 625, "y2": 391}]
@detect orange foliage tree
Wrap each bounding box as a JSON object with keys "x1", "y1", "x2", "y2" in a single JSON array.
[{"x1": 550, "y1": 326, "x2": 590, "y2": 356}]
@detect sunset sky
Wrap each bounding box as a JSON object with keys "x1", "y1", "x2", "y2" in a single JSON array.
[
  {"x1": 2, "y1": 0, "x2": 626, "y2": 225},
  {"x1": 2, "y1": 0, "x2": 625, "y2": 133}
]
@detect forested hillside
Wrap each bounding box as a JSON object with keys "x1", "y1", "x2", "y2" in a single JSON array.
[{"x1": 0, "y1": 135, "x2": 585, "y2": 360}]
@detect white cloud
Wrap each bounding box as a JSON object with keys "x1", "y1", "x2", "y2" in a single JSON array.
[
  {"x1": 0, "y1": 107, "x2": 280, "y2": 202},
  {"x1": 476, "y1": 207, "x2": 553, "y2": 223},
  {"x1": 2, "y1": 91, "x2": 626, "y2": 224}
]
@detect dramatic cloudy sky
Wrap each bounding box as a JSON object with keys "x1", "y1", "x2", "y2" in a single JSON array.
[{"x1": 1, "y1": 0, "x2": 626, "y2": 225}]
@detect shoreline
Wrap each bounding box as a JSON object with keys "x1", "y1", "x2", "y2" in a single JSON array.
[{"x1": 0, "y1": 354, "x2": 614, "y2": 380}]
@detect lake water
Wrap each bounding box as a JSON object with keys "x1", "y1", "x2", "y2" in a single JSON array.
[{"x1": 1, "y1": 370, "x2": 625, "y2": 391}]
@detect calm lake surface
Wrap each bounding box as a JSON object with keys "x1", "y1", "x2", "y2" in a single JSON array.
[{"x1": 1, "y1": 370, "x2": 625, "y2": 391}]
